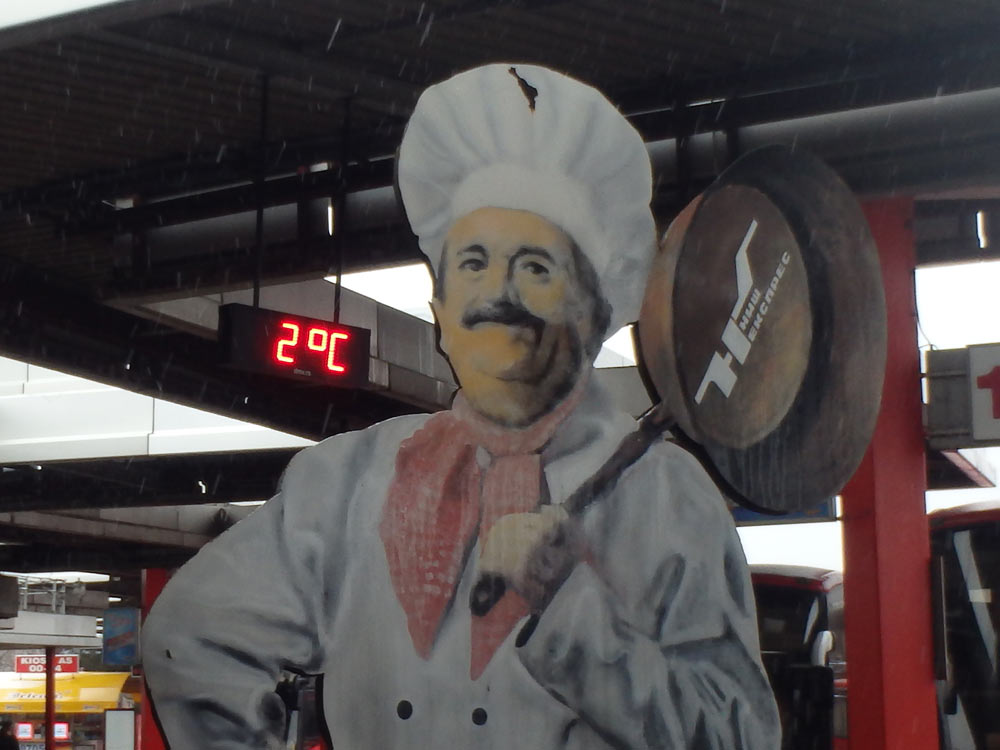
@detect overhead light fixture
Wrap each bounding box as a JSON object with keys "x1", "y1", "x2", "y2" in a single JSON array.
[{"x1": 976, "y1": 210, "x2": 989, "y2": 249}]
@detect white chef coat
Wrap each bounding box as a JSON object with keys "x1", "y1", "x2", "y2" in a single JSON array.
[{"x1": 142, "y1": 378, "x2": 781, "y2": 749}]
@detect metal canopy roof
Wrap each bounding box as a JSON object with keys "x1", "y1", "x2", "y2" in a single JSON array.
[
  {"x1": 2, "y1": 0, "x2": 1000, "y2": 293},
  {"x1": 1, "y1": 0, "x2": 999, "y2": 581}
]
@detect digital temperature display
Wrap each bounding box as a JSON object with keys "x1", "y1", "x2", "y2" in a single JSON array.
[{"x1": 219, "y1": 303, "x2": 370, "y2": 387}]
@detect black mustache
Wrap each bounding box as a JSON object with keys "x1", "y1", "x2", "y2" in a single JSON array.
[{"x1": 462, "y1": 302, "x2": 545, "y2": 336}]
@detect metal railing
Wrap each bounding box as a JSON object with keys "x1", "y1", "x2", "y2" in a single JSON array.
[{"x1": 17, "y1": 575, "x2": 79, "y2": 614}]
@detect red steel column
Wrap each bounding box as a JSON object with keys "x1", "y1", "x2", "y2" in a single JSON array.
[
  {"x1": 140, "y1": 568, "x2": 170, "y2": 750},
  {"x1": 45, "y1": 646, "x2": 55, "y2": 750},
  {"x1": 841, "y1": 197, "x2": 938, "y2": 749}
]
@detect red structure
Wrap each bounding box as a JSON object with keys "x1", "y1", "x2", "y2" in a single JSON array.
[
  {"x1": 140, "y1": 569, "x2": 170, "y2": 750},
  {"x1": 841, "y1": 198, "x2": 938, "y2": 749},
  {"x1": 45, "y1": 647, "x2": 55, "y2": 750}
]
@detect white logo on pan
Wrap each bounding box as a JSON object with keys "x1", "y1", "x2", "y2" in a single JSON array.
[{"x1": 694, "y1": 219, "x2": 792, "y2": 404}]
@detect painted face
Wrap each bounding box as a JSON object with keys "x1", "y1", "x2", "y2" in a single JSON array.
[{"x1": 432, "y1": 207, "x2": 598, "y2": 425}]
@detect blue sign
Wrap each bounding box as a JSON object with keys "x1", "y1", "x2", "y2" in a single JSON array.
[
  {"x1": 731, "y1": 498, "x2": 838, "y2": 526},
  {"x1": 103, "y1": 607, "x2": 141, "y2": 666}
]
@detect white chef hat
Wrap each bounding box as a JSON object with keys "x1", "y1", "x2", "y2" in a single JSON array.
[{"x1": 397, "y1": 63, "x2": 655, "y2": 336}]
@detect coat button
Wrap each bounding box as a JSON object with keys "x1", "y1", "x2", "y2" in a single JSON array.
[
  {"x1": 397, "y1": 700, "x2": 413, "y2": 720},
  {"x1": 472, "y1": 707, "x2": 487, "y2": 725}
]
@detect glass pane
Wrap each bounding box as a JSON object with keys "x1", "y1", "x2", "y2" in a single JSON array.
[
  {"x1": 943, "y1": 524, "x2": 1000, "y2": 748},
  {"x1": 754, "y1": 585, "x2": 823, "y2": 655}
]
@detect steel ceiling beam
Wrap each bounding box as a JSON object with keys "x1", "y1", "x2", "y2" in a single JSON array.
[
  {"x1": 320, "y1": 0, "x2": 572, "y2": 45},
  {"x1": 623, "y1": 26, "x2": 1000, "y2": 139},
  {"x1": 102, "y1": 222, "x2": 420, "y2": 300},
  {"x1": 0, "y1": 131, "x2": 400, "y2": 226},
  {"x1": 0, "y1": 449, "x2": 297, "y2": 512},
  {"x1": 0, "y1": 507, "x2": 232, "y2": 548},
  {"x1": 0, "y1": 503, "x2": 251, "y2": 573},
  {"x1": 89, "y1": 28, "x2": 352, "y2": 105},
  {"x1": 125, "y1": 16, "x2": 421, "y2": 116},
  {"x1": 0, "y1": 542, "x2": 193, "y2": 573}
]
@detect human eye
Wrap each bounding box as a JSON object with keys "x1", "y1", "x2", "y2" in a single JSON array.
[
  {"x1": 455, "y1": 245, "x2": 487, "y2": 273},
  {"x1": 458, "y1": 256, "x2": 486, "y2": 272},
  {"x1": 520, "y1": 259, "x2": 551, "y2": 278}
]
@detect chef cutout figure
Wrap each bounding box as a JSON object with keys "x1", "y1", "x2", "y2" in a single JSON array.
[{"x1": 143, "y1": 64, "x2": 782, "y2": 750}]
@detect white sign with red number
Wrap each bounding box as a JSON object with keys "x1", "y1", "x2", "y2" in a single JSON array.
[
  {"x1": 970, "y1": 344, "x2": 1000, "y2": 442},
  {"x1": 14, "y1": 654, "x2": 78, "y2": 673}
]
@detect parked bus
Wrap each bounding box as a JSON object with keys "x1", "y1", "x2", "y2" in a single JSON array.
[
  {"x1": 752, "y1": 500, "x2": 1000, "y2": 750},
  {"x1": 931, "y1": 500, "x2": 1000, "y2": 750},
  {"x1": 751, "y1": 565, "x2": 846, "y2": 750}
]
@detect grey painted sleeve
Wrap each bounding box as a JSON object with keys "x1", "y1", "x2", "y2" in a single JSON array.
[
  {"x1": 518, "y1": 447, "x2": 781, "y2": 750},
  {"x1": 141, "y1": 447, "x2": 344, "y2": 750}
]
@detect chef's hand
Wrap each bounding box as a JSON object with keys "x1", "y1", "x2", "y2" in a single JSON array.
[{"x1": 477, "y1": 505, "x2": 582, "y2": 611}]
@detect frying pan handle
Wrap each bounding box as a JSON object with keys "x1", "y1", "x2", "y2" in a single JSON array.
[{"x1": 468, "y1": 406, "x2": 674, "y2": 618}]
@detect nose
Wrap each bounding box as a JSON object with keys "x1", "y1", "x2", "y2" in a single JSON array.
[{"x1": 480, "y1": 263, "x2": 521, "y2": 306}]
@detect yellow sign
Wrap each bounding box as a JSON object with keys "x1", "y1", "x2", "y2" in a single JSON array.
[{"x1": 0, "y1": 672, "x2": 130, "y2": 714}]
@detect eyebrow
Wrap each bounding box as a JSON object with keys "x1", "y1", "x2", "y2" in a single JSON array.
[
  {"x1": 456, "y1": 244, "x2": 487, "y2": 257},
  {"x1": 511, "y1": 246, "x2": 554, "y2": 263}
]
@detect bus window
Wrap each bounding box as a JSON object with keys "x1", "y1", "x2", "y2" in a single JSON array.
[
  {"x1": 755, "y1": 584, "x2": 825, "y2": 657},
  {"x1": 937, "y1": 520, "x2": 1000, "y2": 749},
  {"x1": 752, "y1": 566, "x2": 840, "y2": 750}
]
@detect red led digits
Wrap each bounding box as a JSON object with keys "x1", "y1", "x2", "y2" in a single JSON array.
[
  {"x1": 307, "y1": 328, "x2": 328, "y2": 353},
  {"x1": 222, "y1": 304, "x2": 367, "y2": 386},
  {"x1": 328, "y1": 331, "x2": 349, "y2": 372},
  {"x1": 273, "y1": 320, "x2": 350, "y2": 374},
  {"x1": 275, "y1": 322, "x2": 300, "y2": 363}
]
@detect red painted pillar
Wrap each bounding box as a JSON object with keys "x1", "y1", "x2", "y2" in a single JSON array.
[
  {"x1": 45, "y1": 646, "x2": 55, "y2": 750},
  {"x1": 841, "y1": 197, "x2": 938, "y2": 750},
  {"x1": 139, "y1": 568, "x2": 170, "y2": 750}
]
